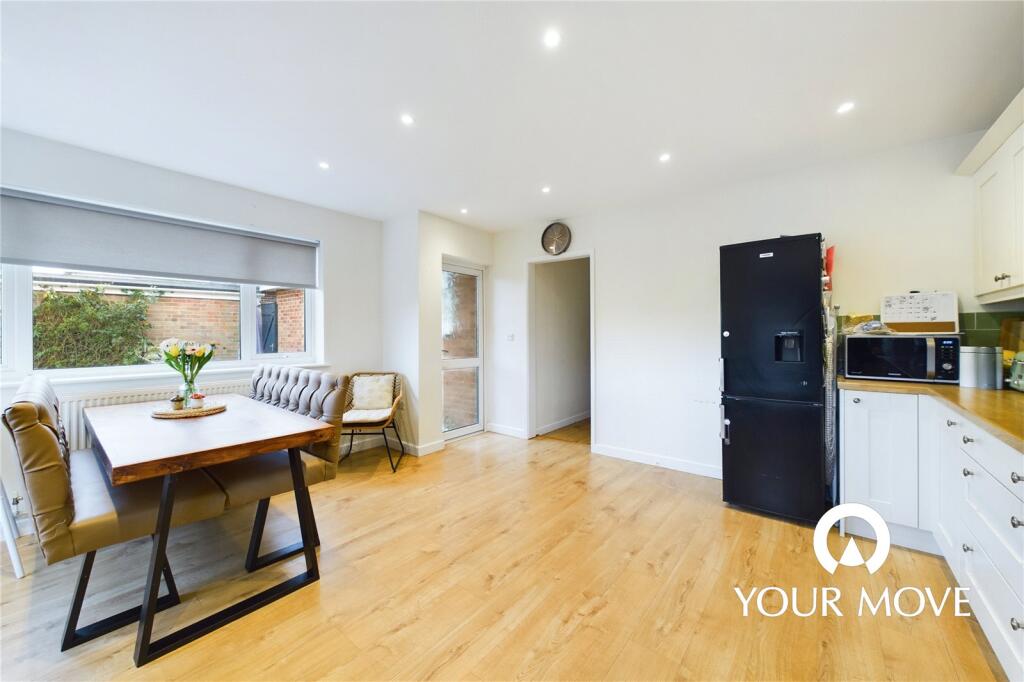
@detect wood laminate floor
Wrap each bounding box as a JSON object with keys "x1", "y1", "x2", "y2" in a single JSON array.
[{"x1": 0, "y1": 431, "x2": 1004, "y2": 681}]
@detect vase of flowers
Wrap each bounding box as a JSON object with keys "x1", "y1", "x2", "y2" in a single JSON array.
[{"x1": 159, "y1": 338, "x2": 215, "y2": 407}]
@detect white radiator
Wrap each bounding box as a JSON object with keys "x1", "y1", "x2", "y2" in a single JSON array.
[{"x1": 60, "y1": 379, "x2": 252, "y2": 450}]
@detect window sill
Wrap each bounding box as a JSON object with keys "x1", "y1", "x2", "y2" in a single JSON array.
[{"x1": 0, "y1": 359, "x2": 329, "y2": 393}]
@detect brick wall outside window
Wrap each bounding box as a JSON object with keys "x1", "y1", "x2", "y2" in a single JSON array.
[
  {"x1": 146, "y1": 296, "x2": 240, "y2": 359},
  {"x1": 33, "y1": 289, "x2": 241, "y2": 361}
]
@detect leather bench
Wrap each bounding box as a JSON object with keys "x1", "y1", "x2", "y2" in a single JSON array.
[{"x1": 2, "y1": 365, "x2": 345, "y2": 651}]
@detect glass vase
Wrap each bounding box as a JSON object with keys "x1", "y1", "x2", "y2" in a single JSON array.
[{"x1": 179, "y1": 380, "x2": 197, "y2": 407}]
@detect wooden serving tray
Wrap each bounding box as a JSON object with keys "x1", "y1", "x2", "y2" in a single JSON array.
[{"x1": 151, "y1": 404, "x2": 227, "y2": 419}]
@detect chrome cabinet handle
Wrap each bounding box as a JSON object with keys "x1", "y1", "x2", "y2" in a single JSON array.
[
  {"x1": 1012, "y1": 472, "x2": 1023, "y2": 484},
  {"x1": 995, "y1": 273, "x2": 1011, "y2": 282},
  {"x1": 962, "y1": 468, "x2": 974, "y2": 477},
  {"x1": 946, "y1": 419, "x2": 957, "y2": 427},
  {"x1": 1011, "y1": 516, "x2": 1023, "y2": 529},
  {"x1": 852, "y1": 397, "x2": 861, "y2": 403},
  {"x1": 962, "y1": 435, "x2": 974, "y2": 444},
  {"x1": 962, "y1": 543, "x2": 973, "y2": 553},
  {"x1": 1011, "y1": 618, "x2": 1023, "y2": 631}
]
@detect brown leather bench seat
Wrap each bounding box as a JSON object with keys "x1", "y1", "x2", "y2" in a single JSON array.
[
  {"x1": 67, "y1": 448, "x2": 226, "y2": 562},
  {"x1": 203, "y1": 366, "x2": 344, "y2": 508},
  {"x1": 2, "y1": 379, "x2": 228, "y2": 565},
  {"x1": 205, "y1": 450, "x2": 329, "y2": 508},
  {"x1": 2, "y1": 366, "x2": 344, "y2": 567}
]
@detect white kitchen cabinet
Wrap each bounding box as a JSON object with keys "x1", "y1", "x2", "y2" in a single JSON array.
[
  {"x1": 840, "y1": 385, "x2": 1024, "y2": 680},
  {"x1": 974, "y1": 125, "x2": 1024, "y2": 300},
  {"x1": 959, "y1": 89, "x2": 1024, "y2": 303},
  {"x1": 935, "y1": 403, "x2": 968, "y2": 579},
  {"x1": 841, "y1": 390, "x2": 919, "y2": 527}
]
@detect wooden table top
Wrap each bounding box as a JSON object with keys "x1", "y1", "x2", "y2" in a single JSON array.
[
  {"x1": 838, "y1": 378, "x2": 1024, "y2": 452},
  {"x1": 84, "y1": 394, "x2": 335, "y2": 485}
]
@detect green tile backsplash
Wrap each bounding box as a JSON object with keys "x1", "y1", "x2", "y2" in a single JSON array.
[
  {"x1": 959, "y1": 311, "x2": 1024, "y2": 347},
  {"x1": 836, "y1": 311, "x2": 1023, "y2": 347}
]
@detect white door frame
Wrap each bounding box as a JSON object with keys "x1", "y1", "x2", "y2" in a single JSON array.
[
  {"x1": 442, "y1": 261, "x2": 485, "y2": 440},
  {"x1": 526, "y1": 250, "x2": 596, "y2": 441}
]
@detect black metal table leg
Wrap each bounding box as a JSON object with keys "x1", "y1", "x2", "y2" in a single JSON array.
[
  {"x1": 132, "y1": 451, "x2": 320, "y2": 666},
  {"x1": 62, "y1": 541, "x2": 181, "y2": 652},
  {"x1": 287, "y1": 448, "x2": 319, "y2": 578},
  {"x1": 134, "y1": 473, "x2": 176, "y2": 666},
  {"x1": 245, "y1": 498, "x2": 271, "y2": 571}
]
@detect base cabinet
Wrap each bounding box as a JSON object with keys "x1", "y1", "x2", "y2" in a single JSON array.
[
  {"x1": 932, "y1": 398, "x2": 967, "y2": 577},
  {"x1": 921, "y1": 395, "x2": 1024, "y2": 680},
  {"x1": 841, "y1": 390, "x2": 918, "y2": 527},
  {"x1": 841, "y1": 389, "x2": 1024, "y2": 680},
  {"x1": 962, "y1": 521, "x2": 1024, "y2": 679}
]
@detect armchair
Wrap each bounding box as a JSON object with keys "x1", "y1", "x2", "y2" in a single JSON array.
[{"x1": 341, "y1": 372, "x2": 406, "y2": 472}]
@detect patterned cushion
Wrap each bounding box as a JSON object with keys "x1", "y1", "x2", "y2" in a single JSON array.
[
  {"x1": 352, "y1": 375, "x2": 394, "y2": 410},
  {"x1": 344, "y1": 408, "x2": 393, "y2": 424}
]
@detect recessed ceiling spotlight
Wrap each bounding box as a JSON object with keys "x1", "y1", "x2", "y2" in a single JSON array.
[
  {"x1": 543, "y1": 28, "x2": 561, "y2": 49},
  {"x1": 460, "y1": 208, "x2": 468, "y2": 215},
  {"x1": 400, "y1": 113, "x2": 415, "y2": 126},
  {"x1": 541, "y1": 186, "x2": 551, "y2": 194},
  {"x1": 658, "y1": 152, "x2": 672, "y2": 163},
  {"x1": 318, "y1": 161, "x2": 330, "y2": 170},
  {"x1": 836, "y1": 101, "x2": 855, "y2": 115}
]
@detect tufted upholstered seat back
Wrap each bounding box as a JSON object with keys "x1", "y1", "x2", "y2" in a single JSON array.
[{"x1": 249, "y1": 365, "x2": 346, "y2": 477}]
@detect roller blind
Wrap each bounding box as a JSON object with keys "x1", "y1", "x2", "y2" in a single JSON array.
[{"x1": 0, "y1": 188, "x2": 319, "y2": 289}]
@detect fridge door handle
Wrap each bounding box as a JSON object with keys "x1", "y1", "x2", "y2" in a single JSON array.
[
  {"x1": 719, "y1": 358, "x2": 725, "y2": 393},
  {"x1": 720, "y1": 405, "x2": 731, "y2": 444}
]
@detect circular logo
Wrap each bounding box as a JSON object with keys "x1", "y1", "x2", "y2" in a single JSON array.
[{"x1": 813, "y1": 503, "x2": 891, "y2": 574}]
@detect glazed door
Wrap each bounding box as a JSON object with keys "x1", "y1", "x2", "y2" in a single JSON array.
[{"x1": 442, "y1": 263, "x2": 483, "y2": 439}]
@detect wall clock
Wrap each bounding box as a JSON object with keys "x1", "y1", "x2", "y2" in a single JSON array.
[{"x1": 541, "y1": 222, "x2": 571, "y2": 255}]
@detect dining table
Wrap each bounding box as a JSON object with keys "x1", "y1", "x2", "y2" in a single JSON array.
[{"x1": 83, "y1": 393, "x2": 334, "y2": 666}]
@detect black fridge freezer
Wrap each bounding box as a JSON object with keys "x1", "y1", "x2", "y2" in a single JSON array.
[{"x1": 719, "y1": 233, "x2": 836, "y2": 523}]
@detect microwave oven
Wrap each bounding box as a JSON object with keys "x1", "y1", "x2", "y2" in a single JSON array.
[{"x1": 844, "y1": 335, "x2": 960, "y2": 383}]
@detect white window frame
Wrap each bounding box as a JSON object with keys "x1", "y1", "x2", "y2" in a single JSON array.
[{"x1": 0, "y1": 263, "x2": 321, "y2": 388}]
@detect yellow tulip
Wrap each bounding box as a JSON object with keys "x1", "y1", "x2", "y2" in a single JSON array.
[
  {"x1": 195, "y1": 346, "x2": 205, "y2": 357},
  {"x1": 169, "y1": 344, "x2": 180, "y2": 358}
]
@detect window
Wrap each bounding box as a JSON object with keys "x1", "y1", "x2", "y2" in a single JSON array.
[
  {"x1": 32, "y1": 267, "x2": 241, "y2": 369},
  {"x1": 256, "y1": 287, "x2": 305, "y2": 354},
  {"x1": 0, "y1": 264, "x2": 314, "y2": 377}
]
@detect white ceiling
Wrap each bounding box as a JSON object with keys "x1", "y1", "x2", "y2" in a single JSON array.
[{"x1": 2, "y1": 2, "x2": 1021, "y2": 231}]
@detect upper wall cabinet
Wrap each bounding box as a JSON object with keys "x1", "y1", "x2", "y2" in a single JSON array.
[{"x1": 958, "y1": 90, "x2": 1024, "y2": 303}]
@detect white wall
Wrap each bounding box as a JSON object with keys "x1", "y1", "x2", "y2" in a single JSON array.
[
  {"x1": 418, "y1": 212, "x2": 493, "y2": 451},
  {"x1": 490, "y1": 131, "x2": 990, "y2": 478},
  {"x1": 1, "y1": 129, "x2": 384, "y2": 507},
  {"x1": 379, "y1": 210, "x2": 494, "y2": 452},
  {"x1": 0, "y1": 129, "x2": 383, "y2": 375},
  {"x1": 533, "y1": 258, "x2": 590, "y2": 434},
  {"x1": 381, "y1": 212, "x2": 422, "y2": 445}
]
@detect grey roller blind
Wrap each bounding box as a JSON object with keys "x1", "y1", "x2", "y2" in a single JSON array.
[{"x1": 0, "y1": 188, "x2": 319, "y2": 288}]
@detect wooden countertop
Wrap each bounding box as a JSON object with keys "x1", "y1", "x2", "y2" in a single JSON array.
[{"x1": 838, "y1": 378, "x2": 1024, "y2": 452}]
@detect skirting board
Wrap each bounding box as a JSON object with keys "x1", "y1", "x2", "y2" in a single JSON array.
[
  {"x1": 350, "y1": 433, "x2": 445, "y2": 457},
  {"x1": 536, "y1": 411, "x2": 591, "y2": 436},
  {"x1": 841, "y1": 517, "x2": 941, "y2": 556},
  {"x1": 591, "y1": 443, "x2": 723, "y2": 480},
  {"x1": 485, "y1": 423, "x2": 529, "y2": 439}
]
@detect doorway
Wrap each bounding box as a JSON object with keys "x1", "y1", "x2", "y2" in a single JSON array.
[
  {"x1": 442, "y1": 263, "x2": 484, "y2": 439},
  {"x1": 529, "y1": 256, "x2": 592, "y2": 443}
]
